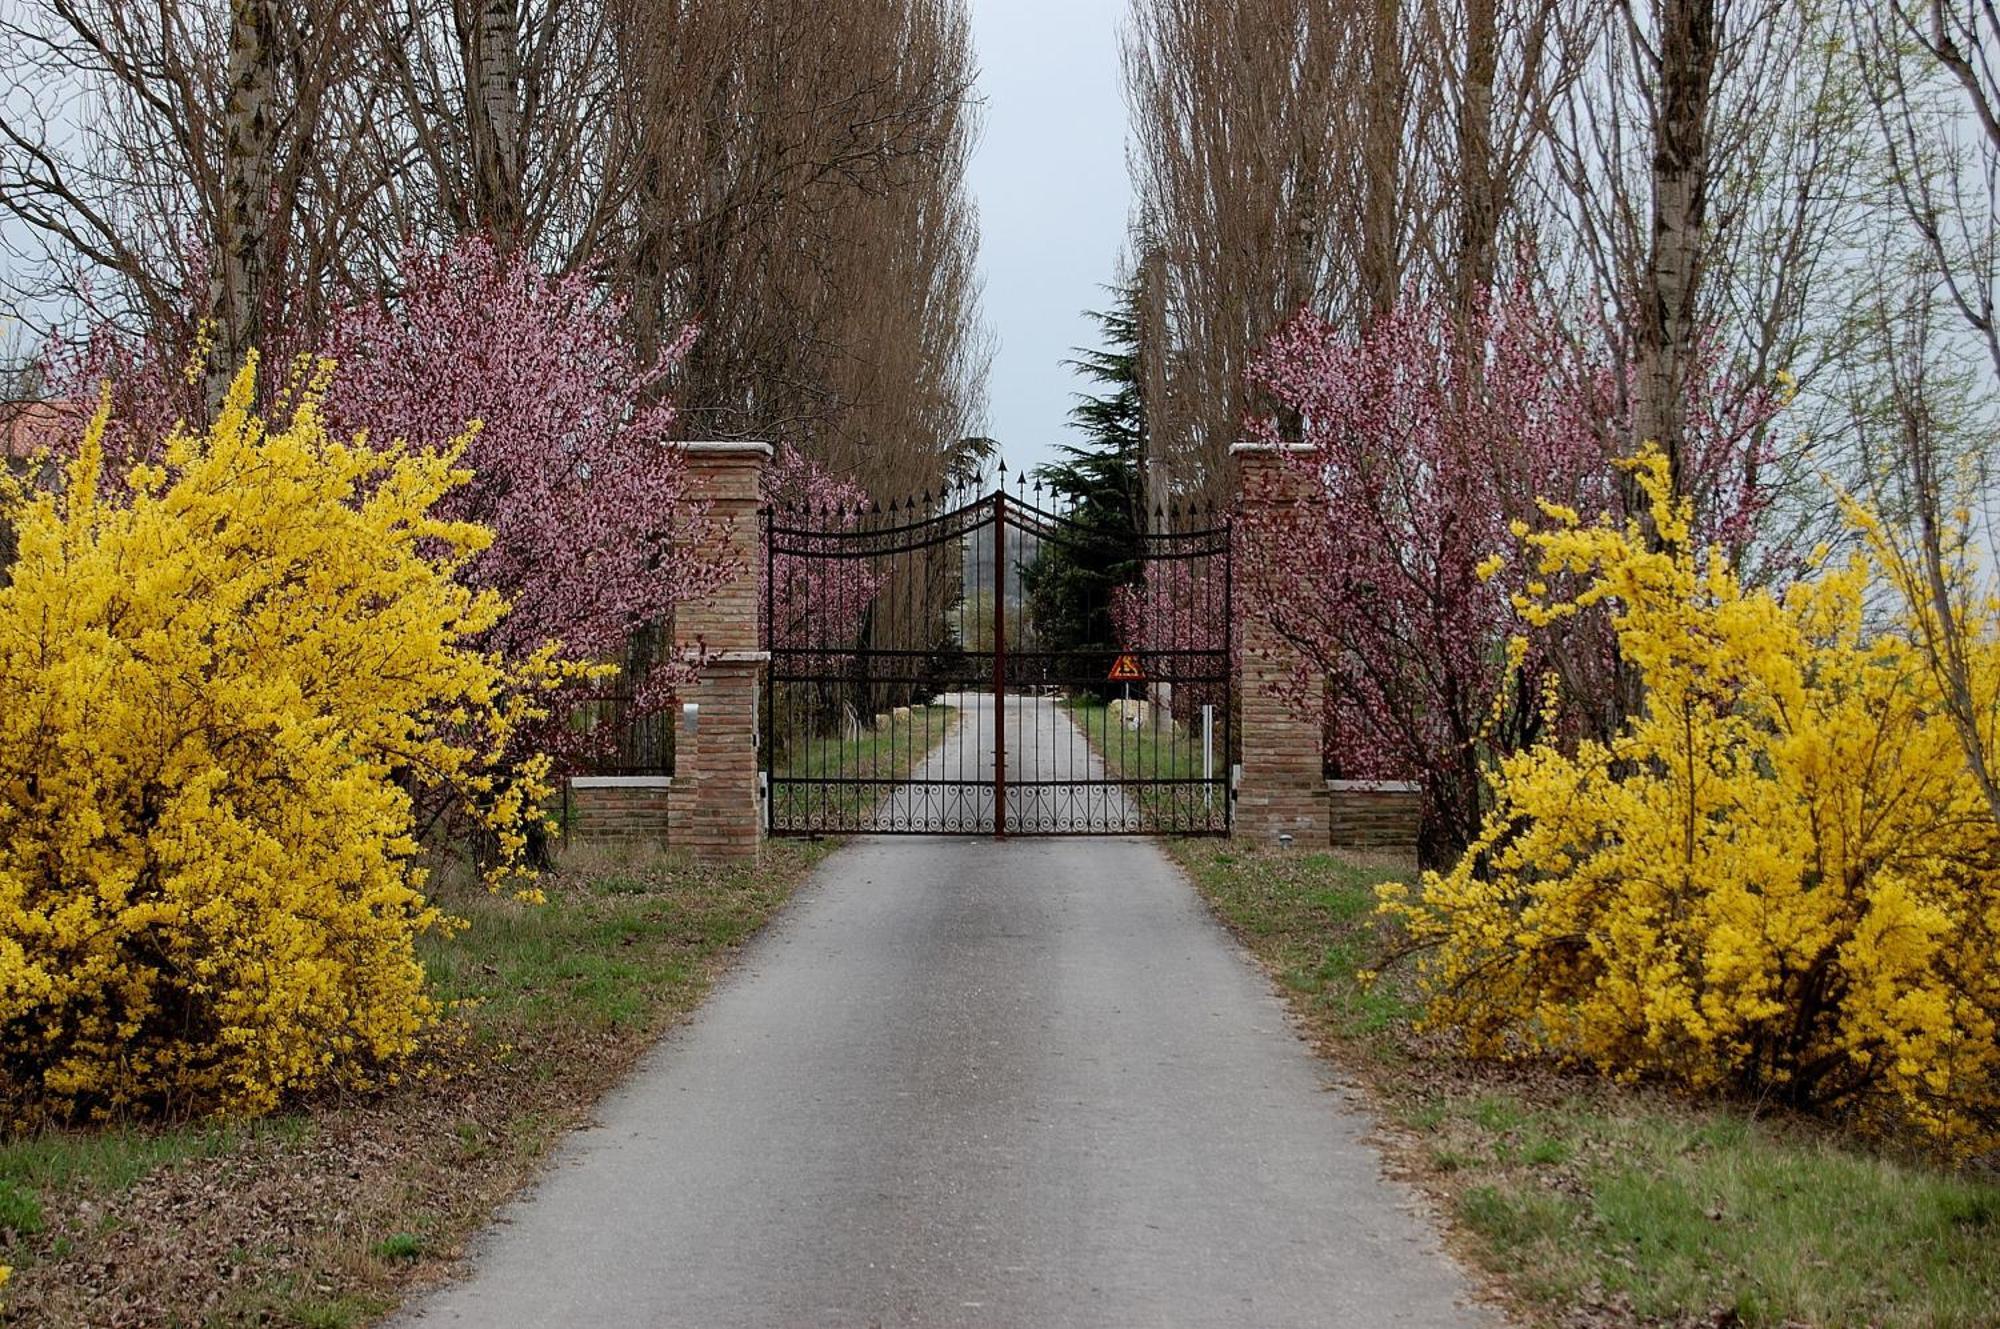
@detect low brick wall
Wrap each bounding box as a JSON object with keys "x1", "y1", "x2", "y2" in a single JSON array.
[
  {"x1": 1327, "y1": 779, "x2": 1421, "y2": 860},
  {"x1": 568, "y1": 776, "x2": 675, "y2": 843}
]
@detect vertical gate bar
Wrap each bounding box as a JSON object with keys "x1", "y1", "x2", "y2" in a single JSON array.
[
  {"x1": 815, "y1": 520, "x2": 828, "y2": 834},
  {"x1": 992, "y1": 487, "x2": 1008, "y2": 838},
  {"x1": 843, "y1": 527, "x2": 851, "y2": 830},
  {"x1": 1162, "y1": 550, "x2": 1171, "y2": 834},
  {"x1": 965, "y1": 506, "x2": 973, "y2": 833},
  {"x1": 1223, "y1": 519, "x2": 1234, "y2": 832},
  {"x1": 764, "y1": 506, "x2": 774, "y2": 833}
]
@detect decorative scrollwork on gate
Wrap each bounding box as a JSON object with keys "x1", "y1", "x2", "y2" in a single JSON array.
[{"x1": 764, "y1": 478, "x2": 1232, "y2": 837}]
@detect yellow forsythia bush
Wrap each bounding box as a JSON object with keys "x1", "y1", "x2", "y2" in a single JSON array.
[
  {"x1": 0, "y1": 363, "x2": 552, "y2": 1123},
  {"x1": 1384, "y1": 449, "x2": 2000, "y2": 1152}
]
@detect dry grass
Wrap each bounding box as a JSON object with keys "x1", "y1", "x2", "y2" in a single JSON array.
[{"x1": 0, "y1": 839, "x2": 830, "y2": 1328}]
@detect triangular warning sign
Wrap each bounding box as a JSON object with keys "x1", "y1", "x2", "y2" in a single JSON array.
[{"x1": 1108, "y1": 653, "x2": 1145, "y2": 682}]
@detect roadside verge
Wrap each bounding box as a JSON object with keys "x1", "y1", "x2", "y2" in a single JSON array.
[{"x1": 1170, "y1": 842, "x2": 2000, "y2": 1329}]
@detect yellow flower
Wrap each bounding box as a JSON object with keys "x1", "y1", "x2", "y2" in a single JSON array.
[
  {"x1": 1382, "y1": 445, "x2": 2000, "y2": 1154},
  {"x1": 0, "y1": 360, "x2": 554, "y2": 1122}
]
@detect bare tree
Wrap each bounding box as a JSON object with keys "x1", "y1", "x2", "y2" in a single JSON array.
[
  {"x1": 1123, "y1": 0, "x2": 1363, "y2": 504},
  {"x1": 1124, "y1": 0, "x2": 1583, "y2": 504},
  {"x1": 1631, "y1": 0, "x2": 1718, "y2": 512},
  {"x1": 611, "y1": 0, "x2": 988, "y2": 499},
  {"x1": 0, "y1": 0, "x2": 371, "y2": 406},
  {"x1": 1850, "y1": 0, "x2": 2000, "y2": 824},
  {"x1": 348, "y1": 0, "x2": 632, "y2": 270},
  {"x1": 1, "y1": 0, "x2": 989, "y2": 496},
  {"x1": 1541, "y1": 1, "x2": 1865, "y2": 531}
]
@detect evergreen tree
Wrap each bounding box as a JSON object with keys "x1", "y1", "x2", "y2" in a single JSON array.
[{"x1": 1022, "y1": 285, "x2": 1147, "y2": 697}]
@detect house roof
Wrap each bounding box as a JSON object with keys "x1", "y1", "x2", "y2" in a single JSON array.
[{"x1": 0, "y1": 400, "x2": 90, "y2": 460}]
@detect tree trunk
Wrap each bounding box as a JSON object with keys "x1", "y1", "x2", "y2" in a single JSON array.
[
  {"x1": 1616, "y1": 0, "x2": 1718, "y2": 727},
  {"x1": 207, "y1": 0, "x2": 278, "y2": 412},
  {"x1": 1360, "y1": 0, "x2": 1404, "y2": 320},
  {"x1": 1137, "y1": 243, "x2": 1173, "y2": 522},
  {"x1": 1628, "y1": 0, "x2": 1717, "y2": 536},
  {"x1": 1454, "y1": 0, "x2": 1500, "y2": 327},
  {"x1": 464, "y1": 0, "x2": 524, "y2": 245}
]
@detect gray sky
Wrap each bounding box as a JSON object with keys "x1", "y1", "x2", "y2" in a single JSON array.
[{"x1": 966, "y1": 0, "x2": 1132, "y2": 481}]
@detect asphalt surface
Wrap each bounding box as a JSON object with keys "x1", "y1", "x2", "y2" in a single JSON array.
[
  {"x1": 884, "y1": 692, "x2": 1146, "y2": 833},
  {"x1": 396, "y1": 831, "x2": 1493, "y2": 1328}
]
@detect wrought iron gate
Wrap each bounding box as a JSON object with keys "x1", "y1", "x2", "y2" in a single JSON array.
[{"x1": 764, "y1": 477, "x2": 1232, "y2": 836}]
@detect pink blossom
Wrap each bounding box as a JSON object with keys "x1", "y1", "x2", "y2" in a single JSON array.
[
  {"x1": 763, "y1": 445, "x2": 882, "y2": 656},
  {"x1": 322, "y1": 238, "x2": 726, "y2": 764},
  {"x1": 1240, "y1": 281, "x2": 1777, "y2": 859}
]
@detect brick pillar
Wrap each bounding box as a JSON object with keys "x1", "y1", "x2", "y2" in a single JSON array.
[
  {"x1": 672, "y1": 441, "x2": 771, "y2": 859},
  {"x1": 1231, "y1": 441, "x2": 1328, "y2": 843}
]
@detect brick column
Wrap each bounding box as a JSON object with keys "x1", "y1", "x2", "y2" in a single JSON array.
[
  {"x1": 671, "y1": 441, "x2": 772, "y2": 860},
  {"x1": 1231, "y1": 441, "x2": 1328, "y2": 843}
]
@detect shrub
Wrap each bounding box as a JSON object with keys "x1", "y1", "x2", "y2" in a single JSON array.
[
  {"x1": 0, "y1": 364, "x2": 553, "y2": 1123},
  {"x1": 1383, "y1": 450, "x2": 2000, "y2": 1154}
]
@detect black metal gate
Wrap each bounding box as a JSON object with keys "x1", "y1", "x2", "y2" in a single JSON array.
[{"x1": 764, "y1": 477, "x2": 1232, "y2": 836}]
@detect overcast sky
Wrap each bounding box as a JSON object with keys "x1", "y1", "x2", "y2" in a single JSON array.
[{"x1": 965, "y1": 0, "x2": 1132, "y2": 481}]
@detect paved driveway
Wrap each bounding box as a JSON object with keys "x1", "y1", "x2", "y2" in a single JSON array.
[{"x1": 397, "y1": 716, "x2": 1492, "y2": 1327}]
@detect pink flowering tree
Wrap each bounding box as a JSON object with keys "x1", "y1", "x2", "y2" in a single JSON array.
[
  {"x1": 38, "y1": 324, "x2": 192, "y2": 467},
  {"x1": 323, "y1": 238, "x2": 726, "y2": 771},
  {"x1": 763, "y1": 445, "x2": 881, "y2": 656},
  {"x1": 1241, "y1": 281, "x2": 1776, "y2": 862},
  {"x1": 1109, "y1": 552, "x2": 1233, "y2": 723},
  {"x1": 38, "y1": 234, "x2": 318, "y2": 460}
]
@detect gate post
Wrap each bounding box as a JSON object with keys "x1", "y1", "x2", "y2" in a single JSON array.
[
  {"x1": 673, "y1": 441, "x2": 772, "y2": 860},
  {"x1": 1230, "y1": 441, "x2": 1328, "y2": 844}
]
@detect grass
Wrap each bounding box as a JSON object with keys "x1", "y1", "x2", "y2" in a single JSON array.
[
  {"x1": 1171, "y1": 840, "x2": 2000, "y2": 1329},
  {"x1": 0, "y1": 838, "x2": 832, "y2": 1327},
  {"x1": 0, "y1": 1116, "x2": 299, "y2": 1245},
  {"x1": 419, "y1": 844, "x2": 814, "y2": 1035},
  {"x1": 370, "y1": 1233, "x2": 422, "y2": 1261},
  {"x1": 1064, "y1": 695, "x2": 1228, "y2": 830},
  {"x1": 769, "y1": 702, "x2": 956, "y2": 829}
]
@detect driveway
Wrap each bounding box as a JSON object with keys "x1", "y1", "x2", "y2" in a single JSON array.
[{"x1": 397, "y1": 709, "x2": 1491, "y2": 1327}]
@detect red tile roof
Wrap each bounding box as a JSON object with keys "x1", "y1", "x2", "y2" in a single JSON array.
[{"x1": 0, "y1": 400, "x2": 90, "y2": 460}]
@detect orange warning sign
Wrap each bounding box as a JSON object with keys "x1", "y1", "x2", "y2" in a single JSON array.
[{"x1": 1108, "y1": 653, "x2": 1145, "y2": 682}]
